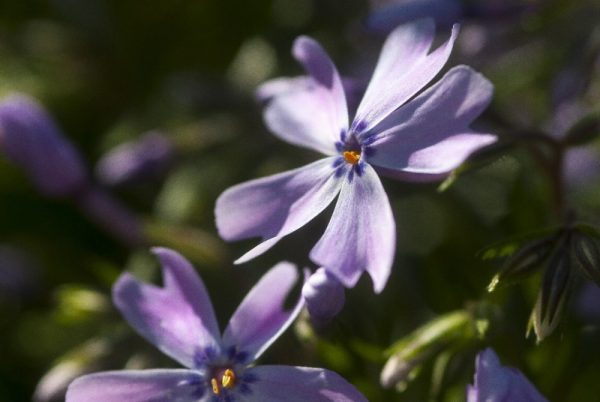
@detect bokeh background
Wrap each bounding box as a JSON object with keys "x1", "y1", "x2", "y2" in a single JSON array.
[{"x1": 1, "y1": 0, "x2": 600, "y2": 401}]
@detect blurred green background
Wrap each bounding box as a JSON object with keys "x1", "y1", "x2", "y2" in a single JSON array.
[{"x1": 1, "y1": 0, "x2": 600, "y2": 401}]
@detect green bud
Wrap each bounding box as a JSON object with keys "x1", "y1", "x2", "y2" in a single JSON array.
[
  {"x1": 528, "y1": 243, "x2": 574, "y2": 342},
  {"x1": 381, "y1": 311, "x2": 470, "y2": 389}
]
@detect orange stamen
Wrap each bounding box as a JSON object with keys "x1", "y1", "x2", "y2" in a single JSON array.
[
  {"x1": 211, "y1": 378, "x2": 220, "y2": 395},
  {"x1": 343, "y1": 151, "x2": 361, "y2": 165},
  {"x1": 222, "y1": 369, "x2": 236, "y2": 389}
]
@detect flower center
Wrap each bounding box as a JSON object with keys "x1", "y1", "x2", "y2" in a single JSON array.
[
  {"x1": 343, "y1": 150, "x2": 361, "y2": 165},
  {"x1": 210, "y1": 368, "x2": 237, "y2": 395}
]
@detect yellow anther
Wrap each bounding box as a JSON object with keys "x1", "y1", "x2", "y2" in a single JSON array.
[
  {"x1": 221, "y1": 369, "x2": 236, "y2": 389},
  {"x1": 343, "y1": 151, "x2": 361, "y2": 165},
  {"x1": 211, "y1": 378, "x2": 220, "y2": 395}
]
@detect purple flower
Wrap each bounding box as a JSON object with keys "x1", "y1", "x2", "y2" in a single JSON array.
[
  {"x1": 66, "y1": 248, "x2": 367, "y2": 402},
  {"x1": 467, "y1": 348, "x2": 548, "y2": 402},
  {"x1": 0, "y1": 94, "x2": 87, "y2": 198},
  {"x1": 216, "y1": 21, "x2": 496, "y2": 293}
]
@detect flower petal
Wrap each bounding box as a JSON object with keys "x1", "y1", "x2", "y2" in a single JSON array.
[
  {"x1": 260, "y1": 37, "x2": 348, "y2": 155},
  {"x1": 255, "y1": 76, "x2": 311, "y2": 103},
  {"x1": 292, "y1": 36, "x2": 349, "y2": 133},
  {"x1": 240, "y1": 365, "x2": 368, "y2": 402},
  {"x1": 215, "y1": 157, "x2": 343, "y2": 264},
  {"x1": 223, "y1": 262, "x2": 306, "y2": 361},
  {"x1": 367, "y1": 66, "x2": 496, "y2": 179},
  {"x1": 310, "y1": 164, "x2": 395, "y2": 293},
  {"x1": 468, "y1": 348, "x2": 548, "y2": 402},
  {"x1": 354, "y1": 20, "x2": 459, "y2": 133},
  {"x1": 113, "y1": 248, "x2": 221, "y2": 369},
  {"x1": 66, "y1": 370, "x2": 205, "y2": 402}
]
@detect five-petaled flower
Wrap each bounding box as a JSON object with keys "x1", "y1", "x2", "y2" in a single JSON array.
[
  {"x1": 468, "y1": 348, "x2": 548, "y2": 402},
  {"x1": 216, "y1": 20, "x2": 496, "y2": 294},
  {"x1": 66, "y1": 247, "x2": 367, "y2": 402}
]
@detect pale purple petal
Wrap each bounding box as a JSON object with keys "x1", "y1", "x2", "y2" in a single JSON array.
[
  {"x1": 0, "y1": 94, "x2": 87, "y2": 197},
  {"x1": 292, "y1": 36, "x2": 348, "y2": 134},
  {"x1": 367, "y1": 66, "x2": 496, "y2": 179},
  {"x1": 255, "y1": 76, "x2": 311, "y2": 103},
  {"x1": 468, "y1": 348, "x2": 548, "y2": 402},
  {"x1": 215, "y1": 157, "x2": 343, "y2": 264},
  {"x1": 223, "y1": 262, "x2": 306, "y2": 361},
  {"x1": 310, "y1": 164, "x2": 395, "y2": 293},
  {"x1": 241, "y1": 365, "x2": 368, "y2": 402},
  {"x1": 260, "y1": 36, "x2": 348, "y2": 155},
  {"x1": 113, "y1": 248, "x2": 221, "y2": 369},
  {"x1": 354, "y1": 21, "x2": 459, "y2": 133},
  {"x1": 66, "y1": 370, "x2": 204, "y2": 402},
  {"x1": 263, "y1": 82, "x2": 342, "y2": 155}
]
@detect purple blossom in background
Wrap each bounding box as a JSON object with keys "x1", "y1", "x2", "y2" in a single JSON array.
[
  {"x1": 66, "y1": 248, "x2": 367, "y2": 402},
  {"x1": 216, "y1": 20, "x2": 496, "y2": 294},
  {"x1": 95, "y1": 131, "x2": 174, "y2": 187},
  {"x1": 366, "y1": 0, "x2": 535, "y2": 34},
  {"x1": 468, "y1": 348, "x2": 548, "y2": 402},
  {"x1": 367, "y1": 0, "x2": 463, "y2": 33},
  {"x1": 0, "y1": 93, "x2": 143, "y2": 246},
  {"x1": 0, "y1": 94, "x2": 87, "y2": 198}
]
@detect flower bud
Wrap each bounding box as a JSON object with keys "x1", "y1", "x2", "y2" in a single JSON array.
[
  {"x1": 301, "y1": 268, "x2": 345, "y2": 323},
  {"x1": 0, "y1": 94, "x2": 88, "y2": 197}
]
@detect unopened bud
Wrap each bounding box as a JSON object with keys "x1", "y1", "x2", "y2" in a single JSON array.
[{"x1": 301, "y1": 268, "x2": 345, "y2": 324}]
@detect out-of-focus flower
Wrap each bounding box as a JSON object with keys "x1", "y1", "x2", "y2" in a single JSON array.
[
  {"x1": 95, "y1": 131, "x2": 174, "y2": 187},
  {"x1": 0, "y1": 94, "x2": 87, "y2": 198},
  {"x1": 0, "y1": 93, "x2": 144, "y2": 246},
  {"x1": 366, "y1": 0, "x2": 535, "y2": 34},
  {"x1": 576, "y1": 283, "x2": 600, "y2": 322},
  {"x1": 0, "y1": 245, "x2": 40, "y2": 301},
  {"x1": 216, "y1": 20, "x2": 495, "y2": 294},
  {"x1": 367, "y1": 0, "x2": 463, "y2": 33},
  {"x1": 66, "y1": 248, "x2": 367, "y2": 402},
  {"x1": 467, "y1": 348, "x2": 548, "y2": 402},
  {"x1": 302, "y1": 268, "x2": 345, "y2": 325}
]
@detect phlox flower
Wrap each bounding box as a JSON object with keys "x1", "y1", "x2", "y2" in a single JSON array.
[
  {"x1": 468, "y1": 348, "x2": 548, "y2": 402},
  {"x1": 66, "y1": 248, "x2": 366, "y2": 402},
  {"x1": 216, "y1": 20, "x2": 496, "y2": 294}
]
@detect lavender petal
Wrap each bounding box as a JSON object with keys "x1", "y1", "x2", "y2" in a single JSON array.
[
  {"x1": 468, "y1": 348, "x2": 548, "y2": 402},
  {"x1": 223, "y1": 262, "x2": 306, "y2": 361},
  {"x1": 310, "y1": 164, "x2": 395, "y2": 293},
  {"x1": 354, "y1": 20, "x2": 459, "y2": 133},
  {"x1": 113, "y1": 248, "x2": 221, "y2": 369},
  {"x1": 368, "y1": 66, "x2": 496, "y2": 179},
  {"x1": 66, "y1": 369, "x2": 203, "y2": 402},
  {"x1": 241, "y1": 365, "x2": 368, "y2": 402},
  {"x1": 215, "y1": 157, "x2": 343, "y2": 264}
]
